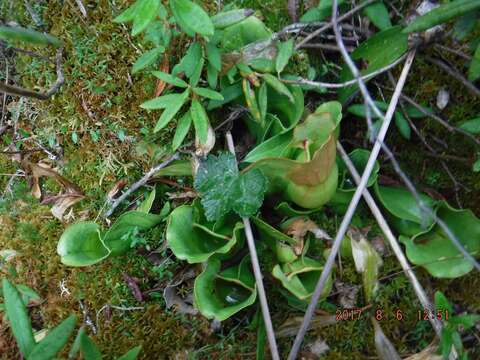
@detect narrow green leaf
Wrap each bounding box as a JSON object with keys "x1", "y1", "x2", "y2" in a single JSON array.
[
  {"x1": 473, "y1": 158, "x2": 480, "y2": 173},
  {"x1": 242, "y1": 79, "x2": 262, "y2": 122},
  {"x1": 28, "y1": 315, "x2": 77, "y2": 360},
  {"x1": 0, "y1": 26, "x2": 61, "y2": 47},
  {"x1": 169, "y1": 0, "x2": 214, "y2": 37},
  {"x1": 262, "y1": 74, "x2": 294, "y2": 102},
  {"x1": 190, "y1": 100, "x2": 209, "y2": 144},
  {"x1": 403, "y1": 0, "x2": 480, "y2": 33},
  {"x1": 68, "y1": 327, "x2": 85, "y2": 360},
  {"x1": 258, "y1": 82, "x2": 268, "y2": 123},
  {"x1": 206, "y1": 42, "x2": 221, "y2": 71},
  {"x1": 363, "y1": 1, "x2": 392, "y2": 30},
  {"x1": 394, "y1": 111, "x2": 411, "y2": 140},
  {"x1": 468, "y1": 44, "x2": 480, "y2": 82},
  {"x1": 80, "y1": 332, "x2": 102, "y2": 360},
  {"x1": 459, "y1": 117, "x2": 480, "y2": 134},
  {"x1": 276, "y1": 39, "x2": 294, "y2": 74},
  {"x1": 434, "y1": 291, "x2": 453, "y2": 313},
  {"x1": 175, "y1": 42, "x2": 202, "y2": 78},
  {"x1": 116, "y1": 346, "x2": 142, "y2": 360},
  {"x1": 137, "y1": 188, "x2": 156, "y2": 213},
  {"x1": 192, "y1": 87, "x2": 224, "y2": 101},
  {"x1": 211, "y1": 9, "x2": 254, "y2": 29},
  {"x1": 207, "y1": 83, "x2": 243, "y2": 110},
  {"x1": 2, "y1": 279, "x2": 35, "y2": 357},
  {"x1": 172, "y1": 111, "x2": 192, "y2": 151},
  {"x1": 152, "y1": 71, "x2": 188, "y2": 87},
  {"x1": 206, "y1": 63, "x2": 218, "y2": 89},
  {"x1": 132, "y1": 0, "x2": 160, "y2": 36},
  {"x1": 189, "y1": 57, "x2": 204, "y2": 87},
  {"x1": 348, "y1": 101, "x2": 388, "y2": 118},
  {"x1": 154, "y1": 90, "x2": 189, "y2": 132},
  {"x1": 141, "y1": 94, "x2": 183, "y2": 110},
  {"x1": 132, "y1": 47, "x2": 164, "y2": 74},
  {"x1": 113, "y1": 1, "x2": 139, "y2": 23}
]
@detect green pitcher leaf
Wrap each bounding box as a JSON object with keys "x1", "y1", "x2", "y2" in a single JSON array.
[
  {"x1": 154, "y1": 89, "x2": 189, "y2": 132},
  {"x1": 28, "y1": 315, "x2": 77, "y2": 360},
  {"x1": 0, "y1": 26, "x2": 62, "y2": 47},
  {"x1": 363, "y1": 1, "x2": 392, "y2": 30},
  {"x1": 244, "y1": 130, "x2": 294, "y2": 163},
  {"x1": 103, "y1": 211, "x2": 163, "y2": 255},
  {"x1": 132, "y1": 47, "x2": 164, "y2": 74},
  {"x1": 375, "y1": 184, "x2": 438, "y2": 236},
  {"x1": 400, "y1": 202, "x2": 480, "y2": 278},
  {"x1": 172, "y1": 111, "x2": 193, "y2": 151},
  {"x1": 170, "y1": 0, "x2": 214, "y2": 37},
  {"x1": 2, "y1": 279, "x2": 35, "y2": 357},
  {"x1": 152, "y1": 71, "x2": 188, "y2": 87},
  {"x1": 272, "y1": 257, "x2": 332, "y2": 300},
  {"x1": 116, "y1": 346, "x2": 142, "y2": 360},
  {"x1": 194, "y1": 257, "x2": 257, "y2": 321},
  {"x1": 194, "y1": 153, "x2": 268, "y2": 220},
  {"x1": 132, "y1": 0, "x2": 160, "y2": 36},
  {"x1": 403, "y1": 0, "x2": 480, "y2": 34},
  {"x1": 220, "y1": 16, "x2": 271, "y2": 52},
  {"x1": 57, "y1": 222, "x2": 110, "y2": 267},
  {"x1": 276, "y1": 39, "x2": 295, "y2": 74},
  {"x1": 166, "y1": 205, "x2": 240, "y2": 263}
]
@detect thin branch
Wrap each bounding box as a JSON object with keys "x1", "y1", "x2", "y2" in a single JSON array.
[
  {"x1": 225, "y1": 131, "x2": 280, "y2": 360},
  {"x1": 294, "y1": 0, "x2": 376, "y2": 50},
  {"x1": 283, "y1": 54, "x2": 407, "y2": 89},
  {"x1": 0, "y1": 48, "x2": 64, "y2": 100},
  {"x1": 425, "y1": 56, "x2": 480, "y2": 98},
  {"x1": 103, "y1": 153, "x2": 180, "y2": 218}
]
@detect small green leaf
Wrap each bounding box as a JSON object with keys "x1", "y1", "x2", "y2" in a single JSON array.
[
  {"x1": 449, "y1": 314, "x2": 480, "y2": 330},
  {"x1": 459, "y1": 117, "x2": 480, "y2": 134},
  {"x1": 403, "y1": 0, "x2": 480, "y2": 34},
  {"x1": 0, "y1": 25, "x2": 61, "y2": 47},
  {"x1": 207, "y1": 83, "x2": 243, "y2": 110},
  {"x1": 207, "y1": 63, "x2": 218, "y2": 89},
  {"x1": 190, "y1": 100, "x2": 210, "y2": 144},
  {"x1": 262, "y1": 75, "x2": 293, "y2": 103},
  {"x1": 137, "y1": 188, "x2": 156, "y2": 213},
  {"x1": 473, "y1": 158, "x2": 480, "y2": 173},
  {"x1": 468, "y1": 44, "x2": 480, "y2": 82},
  {"x1": 347, "y1": 101, "x2": 388, "y2": 118},
  {"x1": 169, "y1": 0, "x2": 214, "y2": 37},
  {"x1": 363, "y1": 1, "x2": 392, "y2": 30},
  {"x1": 434, "y1": 291, "x2": 453, "y2": 313},
  {"x1": 132, "y1": 0, "x2": 160, "y2": 36},
  {"x1": 258, "y1": 82, "x2": 268, "y2": 122},
  {"x1": 194, "y1": 153, "x2": 268, "y2": 221},
  {"x1": 2, "y1": 279, "x2": 35, "y2": 357},
  {"x1": 28, "y1": 315, "x2": 77, "y2": 360},
  {"x1": 152, "y1": 71, "x2": 188, "y2": 87},
  {"x1": 192, "y1": 87, "x2": 224, "y2": 101},
  {"x1": 116, "y1": 346, "x2": 142, "y2": 360},
  {"x1": 132, "y1": 47, "x2": 164, "y2": 74},
  {"x1": 440, "y1": 328, "x2": 454, "y2": 359},
  {"x1": 243, "y1": 79, "x2": 262, "y2": 123},
  {"x1": 276, "y1": 39, "x2": 294, "y2": 74},
  {"x1": 175, "y1": 42, "x2": 202, "y2": 78},
  {"x1": 113, "y1": 1, "x2": 139, "y2": 23},
  {"x1": 154, "y1": 90, "x2": 189, "y2": 132},
  {"x1": 189, "y1": 57, "x2": 204, "y2": 87},
  {"x1": 80, "y1": 332, "x2": 102, "y2": 360},
  {"x1": 172, "y1": 111, "x2": 192, "y2": 151},
  {"x1": 394, "y1": 111, "x2": 411, "y2": 139},
  {"x1": 206, "y1": 42, "x2": 221, "y2": 71},
  {"x1": 57, "y1": 222, "x2": 110, "y2": 267}
]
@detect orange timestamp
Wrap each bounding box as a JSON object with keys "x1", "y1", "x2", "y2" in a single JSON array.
[{"x1": 335, "y1": 308, "x2": 450, "y2": 322}]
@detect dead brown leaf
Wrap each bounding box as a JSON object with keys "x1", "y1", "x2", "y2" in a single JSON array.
[
  {"x1": 155, "y1": 54, "x2": 169, "y2": 97},
  {"x1": 278, "y1": 315, "x2": 337, "y2": 338},
  {"x1": 403, "y1": 343, "x2": 441, "y2": 360},
  {"x1": 285, "y1": 217, "x2": 331, "y2": 255},
  {"x1": 107, "y1": 178, "x2": 128, "y2": 200},
  {"x1": 21, "y1": 160, "x2": 85, "y2": 220}
]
